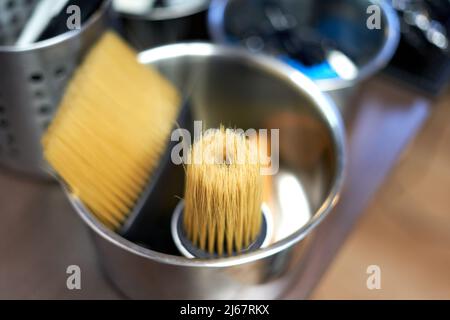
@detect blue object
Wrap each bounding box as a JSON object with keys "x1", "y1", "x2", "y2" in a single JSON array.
[{"x1": 280, "y1": 56, "x2": 339, "y2": 80}]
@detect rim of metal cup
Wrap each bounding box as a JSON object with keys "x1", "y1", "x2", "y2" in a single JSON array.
[
  {"x1": 208, "y1": 0, "x2": 400, "y2": 91},
  {"x1": 69, "y1": 43, "x2": 346, "y2": 268},
  {"x1": 0, "y1": 0, "x2": 112, "y2": 52},
  {"x1": 171, "y1": 200, "x2": 273, "y2": 259},
  {"x1": 118, "y1": 0, "x2": 210, "y2": 21}
]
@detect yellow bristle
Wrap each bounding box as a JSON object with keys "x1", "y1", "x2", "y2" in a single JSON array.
[
  {"x1": 183, "y1": 127, "x2": 263, "y2": 257},
  {"x1": 42, "y1": 31, "x2": 181, "y2": 229}
]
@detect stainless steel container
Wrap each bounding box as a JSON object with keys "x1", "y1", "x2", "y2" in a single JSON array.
[
  {"x1": 208, "y1": 0, "x2": 400, "y2": 115},
  {"x1": 0, "y1": 0, "x2": 112, "y2": 177},
  {"x1": 118, "y1": 0, "x2": 210, "y2": 50},
  {"x1": 0, "y1": 0, "x2": 40, "y2": 45},
  {"x1": 69, "y1": 43, "x2": 346, "y2": 299}
]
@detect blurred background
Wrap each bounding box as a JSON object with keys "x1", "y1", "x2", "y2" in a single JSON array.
[{"x1": 0, "y1": 0, "x2": 449, "y2": 299}]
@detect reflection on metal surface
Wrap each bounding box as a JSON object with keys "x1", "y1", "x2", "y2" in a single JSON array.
[
  {"x1": 139, "y1": 42, "x2": 215, "y2": 62},
  {"x1": 274, "y1": 171, "x2": 311, "y2": 242},
  {"x1": 327, "y1": 50, "x2": 358, "y2": 81}
]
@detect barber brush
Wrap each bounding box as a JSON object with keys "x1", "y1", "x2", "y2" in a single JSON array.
[
  {"x1": 171, "y1": 127, "x2": 272, "y2": 258},
  {"x1": 42, "y1": 31, "x2": 182, "y2": 232}
]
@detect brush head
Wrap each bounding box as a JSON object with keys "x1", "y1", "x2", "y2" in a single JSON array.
[
  {"x1": 42, "y1": 31, "x2": 180, "y2": 230},
  {"x1": 182, "y1": 127, "x2": 264, "y2": 257}
]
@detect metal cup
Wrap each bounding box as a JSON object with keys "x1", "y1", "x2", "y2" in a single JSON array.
[
  {"x1": 117, "y1": 0, "x2": 210, "y2": 50},
  {"x1": 0, "y1": 0, "x2": 112, "y2": 177},
  {"x1": 68, "y1": 43, "x2": 346, "y2": 299},
  {"x1": 208, "y1": 0, "x2": 400, "y2": 115}
]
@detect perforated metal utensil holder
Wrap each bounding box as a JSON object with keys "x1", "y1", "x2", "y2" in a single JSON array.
[{"x1": 0, "y1": 0, "x2": 111, "y2": 177}]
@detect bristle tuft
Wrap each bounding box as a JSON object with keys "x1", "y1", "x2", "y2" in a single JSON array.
[
  {"x1": 183, "y1": 127, "x2": 263, "y2": 257},
  {"x1": 42, "y1": 31, "x2": 180, "y2": 229}
]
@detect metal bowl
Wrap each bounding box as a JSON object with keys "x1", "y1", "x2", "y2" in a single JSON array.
[
  {"x1": 208, "y1": 0, "x2": 400, "y2": 110},
  {"x1": 69, "y1": 43, "x2": 346, "y2": 299}
]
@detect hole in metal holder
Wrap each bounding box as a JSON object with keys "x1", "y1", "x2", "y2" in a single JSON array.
[{"x1": 171, "y1": 200, "x2": 272, "y2": 259}]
